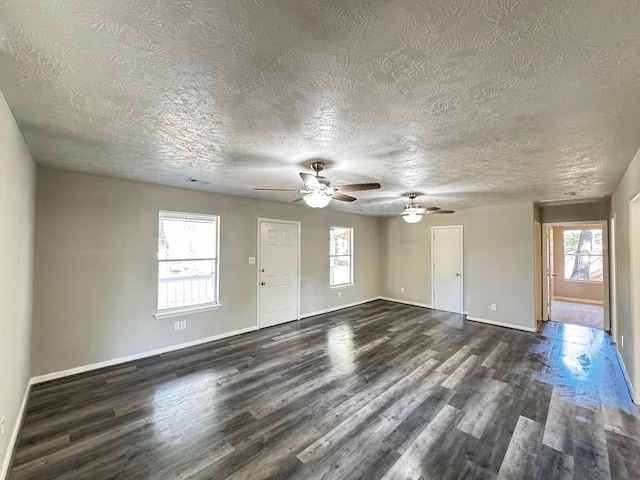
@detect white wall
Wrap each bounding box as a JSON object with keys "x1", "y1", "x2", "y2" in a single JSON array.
[
  {"x1": 611, "y1": 146, "x2": 640, "y2": 400},
  {"x1": 31, "y1": 168, "x2": 383, "y2": 377},
  {"x1": 0, "y1": 91, "x2": 36, "y2": 477},
  {"x1": 382, "y1": 203, "x2": 536, "y2": 331}
]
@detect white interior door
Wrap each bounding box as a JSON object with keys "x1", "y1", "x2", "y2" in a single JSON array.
[
  {"x1": 432, "y1": 226, "x2": 463, "y2": 314},
  {"x1": 258, "y1": 220, "x2": 300, "y2": 328}
]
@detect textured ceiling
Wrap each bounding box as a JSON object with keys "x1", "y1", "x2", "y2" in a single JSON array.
[{"x1": 1, "y1": 0, "x2": 640, "y2": 216}]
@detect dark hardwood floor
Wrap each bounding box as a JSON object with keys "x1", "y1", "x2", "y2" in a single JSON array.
[{"x1": 9, "y1": 300, "x2": 640, "y2": 479}]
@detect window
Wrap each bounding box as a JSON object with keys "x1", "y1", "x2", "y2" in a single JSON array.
[
  {"x1": 157, "y1": 211, "x2": 219, "y2": 315},
  {"x1": 330, "y1": 226, "x2": 353, "y2": 287},
  {"x1": 562, "y1": 228, "x2": 603, "y2": 282}
]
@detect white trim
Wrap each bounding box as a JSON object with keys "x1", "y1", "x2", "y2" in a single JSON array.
[
  {"x1": 466, "y1": 315, "x2": 538, "y2": 333},
  {"x1": 616, "y1": 351, "x2": 636, "y2": 404},
  {"x1": 329, "y1": 284, "x2": 355, "y2": 291},
  {"x1": 377, "y1": 297, "x2": 432, "y2": 309},
  {"x1": 257, "y1": 218, "x2": 302, "y2": 329},
  {"x1": 154, "y1": 302, "x2": 222, "y2": 319},
  {"x1": 1, "y1": 384, "x2": 30, "y2": 480},
  {"x1": 29, "y1": 326, "x2": 257, "y2": 385},
  {"x1": 300, "y1": 297, "x2": 379, "y2": 319},
  {"x1": 431, "y1": 225, "x2": 464, "y2": 314}
]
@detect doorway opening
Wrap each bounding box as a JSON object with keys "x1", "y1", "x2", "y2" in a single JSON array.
[{"x1": 543, "y1": 222, "x2": 607, "y2": 329}]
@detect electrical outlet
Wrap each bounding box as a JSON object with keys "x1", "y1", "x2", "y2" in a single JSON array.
[
  {"x1": 401, "y1": 287, "x2": 405, "y2": 294},
  {"x1": 173, "y1": 321, "x2": 180, "y2": 331},
  {"x1": 621, "y1": 335, "x2": 624, "y2": 347},
  {"x1": 338, "y1": 291, "x2": 341, "y2": 299},
  {"x1": 1, "y1": 417, "x2": 5, "y2": 437},
  {"x1": 491, "y1": 304, "x2": 497, "y2": 311},
  {"x1": 180, "y1": 320, "x2": 187, "y2": 330}
]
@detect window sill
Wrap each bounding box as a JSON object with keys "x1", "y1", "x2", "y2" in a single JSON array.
[
  {"x1": 155, "y1": 303, "x2": 222, "y2": 320},
  {"x1": 330, "y1": 284, "x2": 355, "y2": 290}
]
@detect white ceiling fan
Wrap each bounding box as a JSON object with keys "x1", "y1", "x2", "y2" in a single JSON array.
[
  {"x1": 254, "y1": 161, "x2": 381, "y2": 208},
  {"x1": 402, "y1": 193, "x2": 455, "y2": 223}
]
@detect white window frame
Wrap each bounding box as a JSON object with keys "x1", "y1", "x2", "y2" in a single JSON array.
[
  {"x1": 155, "y1": 211, "x2": 221, "y2": 319},
  {"x1": 330, "y1": 226, "x2": 354, "y2": 288},
  {"x1": 561, "y1": 228, "x2": 603, "y2": 284}
]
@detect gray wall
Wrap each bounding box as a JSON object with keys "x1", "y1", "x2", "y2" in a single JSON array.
[
  {"x1": 466, "y1": 204, "x2": 536, "y2": 330},
  {"x1": 611, "y1": 146, "x2": 640, "y2": 400},
  {"x1": 382, "y1": 211, "x2": 467, "y2": 308},
  {"x1": 31, "y1": 168, "x2": 383, "y2": 377},
  {"x1": 382, "y1": 203, "x2": 536, "y2": 331},
  {"x1": 0, "y1": 91, "x2": 36, "y2": 475},
  {"x1": 540, "y1": 200, "x2": 610, "y2": 223}
]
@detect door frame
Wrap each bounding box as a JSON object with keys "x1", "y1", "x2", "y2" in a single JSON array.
[
  {"x1": 431, "y1": 225, "x2": 464, "y2": 314},
  {"x1": 610, "y1": 214, "x2": 618, "y2": 343},
  {"x1": 541, "y1": 220, "x2": 610, "y2": 330},
  {"x1": 256, "y1": 218, "x2": 301, "y2": 329},
  {"x1": 630, "y1": 193, "x2": 640, "y2": 403},
  {"x1": 534, "y1": 221, "x2": 543, "y2": 322}
]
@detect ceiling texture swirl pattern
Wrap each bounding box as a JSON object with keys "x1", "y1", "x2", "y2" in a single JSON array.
[{"x1": 1, "y1": 0, "x2": 640, "y2": 214}]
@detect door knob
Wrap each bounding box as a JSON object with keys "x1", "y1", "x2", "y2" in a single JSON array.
[
  {"x1": 261, "y1": 282, "x2": 266, "y2": 286},
  {"x1": 455, "y1": 273, "x2": 461, "y2": 277}
]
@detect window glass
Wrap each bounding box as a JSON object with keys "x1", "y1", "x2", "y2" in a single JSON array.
[
  {"x1": 158, "y1": 211, "x2": 219, "y2": 310},
  {"x1": 330, "y1": 227, "x2": 353, "y2": 286},
  {"x1": 562, "y1": 229, "x2": 603, "y2": 282}
]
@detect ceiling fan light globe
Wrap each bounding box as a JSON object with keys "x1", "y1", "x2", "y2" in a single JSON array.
[
  {"x1": 303, "y1": 192, "x2": 332, "y2": 209},
  {"x1": 402, "y1": 212, "x2": 422, "y2": 223}
]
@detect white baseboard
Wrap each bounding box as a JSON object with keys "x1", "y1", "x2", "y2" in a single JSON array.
[
  {"x1": 1, "y1": 383, "x2": 30, "y2": 480},
  {"x1": 553, "y1": 296, "x2": 603, "y2": 306},
  {"x1": 377, "y1": 297, "x2": 432, "y2": 309},
  {"x1": 300, "y1": 297, "x2": 380, "y2": 319},
  {"x1": 466, "y1": 315, "x2": 538, "y2": 333},
  {"x1": 616, "y1": 351, "x2": 636, "y2": 404},
  {"x1": 30, "y1": 326, "x2": 258, "y2": 385}
]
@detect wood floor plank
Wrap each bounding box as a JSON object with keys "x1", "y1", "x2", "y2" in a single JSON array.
[
  {"x1": 381, "y1": 404, "x2": 464, "y2": 479},
  {"x1": 8, "y1": 300, "x2": 640, "y2": 479},
  {"x1": 497, "y1": 415, "x2": 545, "y2": 479}
]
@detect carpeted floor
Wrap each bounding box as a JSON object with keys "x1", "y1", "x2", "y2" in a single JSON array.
[{"x1": 551, "y1": 299, "x2": 604, "y2": 329}]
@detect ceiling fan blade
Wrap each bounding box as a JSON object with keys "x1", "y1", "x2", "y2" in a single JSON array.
[
  {"x1": 254, "y1": 188, "x2": 304, "y2": 192},
  {"x1": 300, "y1": 172, "x2": 320, "y2": 188},
  {"x1": 425, "y1": 206, "x2": 441, "y2": 212},
  {"x1": 335, "y1": 183, "x2": 381, "y2": 192},
  {"x1": 332, "y1": 192, "x2": 357, "y2": 202},
  {"x1": 292, "y1": 197, "x2": 305, "y2": 203},
  {"x1": 426, "y1": 209, "x2": 455, "y2": 214}
]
